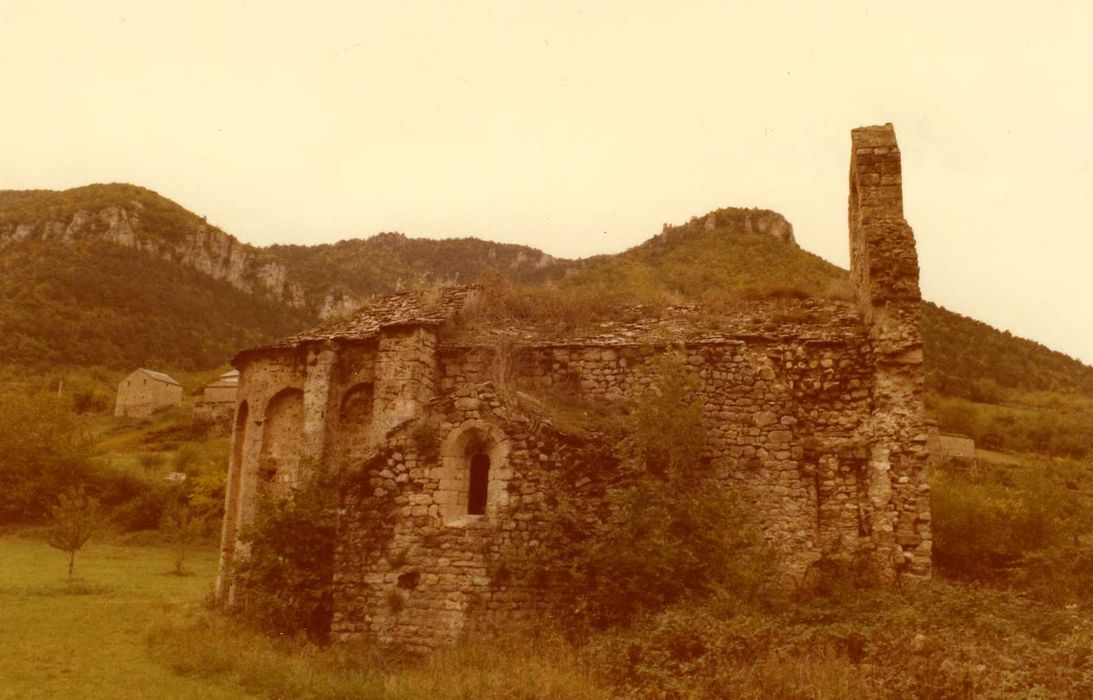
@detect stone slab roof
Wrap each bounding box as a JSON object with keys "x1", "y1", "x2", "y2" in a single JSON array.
[
  {"x1": 236, "y1": 284, "x2": 868, "y2": 363},
  {"x1": 236, "y1": 286, "x2": 480, "y2": 359}
]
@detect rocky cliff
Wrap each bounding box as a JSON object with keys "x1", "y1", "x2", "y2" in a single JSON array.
[{"x1": 0, "y1": 185, "x2": 305, "y2": 307}]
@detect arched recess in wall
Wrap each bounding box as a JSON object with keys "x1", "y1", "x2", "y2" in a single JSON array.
[
  {"x1": 222, "y1": 401, "x2": 249, "y2": 559},
  {"x1": 259, "y1": 388, "x2": 304, "y2": 492},
  {"x1": 338, "y1": 382, "x2": 374, "y2": 461},
  {"x1": 437, "y1": 420, "x2": 512, "y2": 525}
]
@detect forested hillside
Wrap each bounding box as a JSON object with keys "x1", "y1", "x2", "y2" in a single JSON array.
[
  {"x1": 0, "y1": 183, "x2": 213, "y2": 244},
  {"x1": 269, "y1": 232, "x2": 564, "y2": 301},
  {"x1": 923, "y1": 302, "x2": 1093, "y2": 398},
  {"x1": 0, "y1": 240, "x2": 308, "y2": 370}
]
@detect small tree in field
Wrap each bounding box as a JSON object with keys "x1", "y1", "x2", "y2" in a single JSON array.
[
  {"x1": 160, "y1": 500, "x2": 203, "y2": 575},
  {"x1": 47, "y1": 487, "x2": 103, "y2": 578}
]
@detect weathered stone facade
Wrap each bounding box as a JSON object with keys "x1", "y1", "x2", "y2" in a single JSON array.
[
  {"x1": 114, "y1": 368, "x2": 183, "y2": 417},
  {"x1": 217, "y1": 124, "x2": 930, "y2": 651}
]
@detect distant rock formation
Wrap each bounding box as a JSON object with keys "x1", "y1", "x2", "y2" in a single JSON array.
[
  {"x1": 664, "y1": 207, "x2": 797, "y2": 246},
  {"x1": 0, "y1": 203, "x2": 305, "y2": 307}
]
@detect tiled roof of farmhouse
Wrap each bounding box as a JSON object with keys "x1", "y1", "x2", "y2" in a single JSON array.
[{"x1": 239, "y1": 283, "x2": 868, "y2": 361}]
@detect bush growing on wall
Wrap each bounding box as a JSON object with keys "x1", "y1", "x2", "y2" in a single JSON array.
[
  {"x1": 233, "y1": 462, "x2": 338, "y2": 642},
  {"x1": 531, "y1": 353, "x2": 769, "y2": 631}
]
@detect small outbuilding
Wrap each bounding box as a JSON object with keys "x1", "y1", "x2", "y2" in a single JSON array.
[
  {"x1": 114, "y1": 368, "x2": 184, "y2": 417},
  {"x1": 202, "y1": 370, "x2": 240, "y2": 404},
  {"x1": 195, "y1": 370, "x2": 240, "y2": 422}
]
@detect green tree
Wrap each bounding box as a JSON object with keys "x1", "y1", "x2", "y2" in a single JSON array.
[
  {"x1": 0, "y1": 392, "x2": 96, "y2": 522},
  {"x1": 47, "y1": 486, "x2": 103, "y2": 578}
]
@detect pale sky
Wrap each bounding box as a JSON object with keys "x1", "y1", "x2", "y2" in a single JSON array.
[{"x1": 2, "y1": 1, "x2": 1091, "y2": 364}]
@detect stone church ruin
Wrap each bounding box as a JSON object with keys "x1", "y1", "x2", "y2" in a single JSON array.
[{"x1": 217, "y1": 124, "x2": 930, "y2": 650}]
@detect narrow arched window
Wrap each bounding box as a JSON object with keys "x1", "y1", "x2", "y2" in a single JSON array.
[{"x1": 467, "y1": 453, "x2": 490, "y2": 515}]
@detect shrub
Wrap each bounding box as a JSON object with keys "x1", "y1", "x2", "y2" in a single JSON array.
[
  {"x1": 0, "y1": 392, "x2": 97, "y2": 522},
  {"x1": 233, "y1": 462, "x2": 338, "y2": 642},
  {"x1": 931, "y1": 459, "x2": 1084, "y2": 581},
  {"x1": 529, "y1": 354, "x2": 769, "y2": 630}
]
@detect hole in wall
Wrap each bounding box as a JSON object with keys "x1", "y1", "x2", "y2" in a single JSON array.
[{"x1": 396, "y1": 571, "x2": 421, "y2": 590}]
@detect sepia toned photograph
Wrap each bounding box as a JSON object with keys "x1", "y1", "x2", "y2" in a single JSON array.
[{"x1": 1, "y1": 2, "x2": 1091, "y2": 697}]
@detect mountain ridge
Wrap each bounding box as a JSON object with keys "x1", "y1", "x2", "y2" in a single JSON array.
[{"x1": 2, "y1": 183, "x2": 1091, "y2": 403}]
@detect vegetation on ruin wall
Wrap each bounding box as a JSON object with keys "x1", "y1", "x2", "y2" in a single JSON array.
[
  {"x1": 0, "y1": 240, "x2": 310, "y2": 369},
  {"x1": 146, "y1": 586, "x2": 1093, "y2": 698},
  {"x1": 524, "y1": 354, "x2": 771, "y2": 630},
  {"x1": 232, "y1": 462, "x2": 339, "y2": 642}
]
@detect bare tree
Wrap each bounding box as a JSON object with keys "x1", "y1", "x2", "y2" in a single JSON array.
[{"x1": 47, "y1": 487, "x2": 103, "y2": 578}]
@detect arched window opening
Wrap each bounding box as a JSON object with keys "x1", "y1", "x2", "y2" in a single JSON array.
[
  {"x1": 437, "y1": 420, "x2": 511, "y2": 525},
  {"x1": 467, "y1": 453, "x2": 490, "y2": 515}
]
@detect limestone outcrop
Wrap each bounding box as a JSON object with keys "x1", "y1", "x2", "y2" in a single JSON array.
[{"x1": 0, "y1": 204, "x2": 305, "y2": 307}]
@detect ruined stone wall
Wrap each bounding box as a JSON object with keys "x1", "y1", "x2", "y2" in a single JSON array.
[
  {"x1": 848, "y1": 124, "x2": 930, "y2": 578},
  {"x1": 331, "y1": 384, "x2": 571, "y2": 651},
  {"x1": 327, "y1": 322, "x2": 901, "y2": 650}
]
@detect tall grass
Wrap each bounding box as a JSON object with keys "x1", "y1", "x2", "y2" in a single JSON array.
[{"x1": 147, "y1": 614, "x2": 609, "y2": 700}]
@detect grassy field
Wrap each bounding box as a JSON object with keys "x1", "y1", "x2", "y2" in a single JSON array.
[{"x1": 0, "y1": 536, "x2": 249, "y2": 699}]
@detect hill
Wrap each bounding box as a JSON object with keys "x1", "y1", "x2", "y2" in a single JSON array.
[
  {"x1": 1, "y1": 183, "x2": 1091, "y2": 413},
  {"x1": 0, "y1": 239, "x2": 309, "y2": 370},
  {"x1": 554, "y1": 207, "x2": 850, "y2": 303},
  {"x1": 268, "y1": 233, "x2": 566, "y2": 317},
  {"x1": 544, "y1": 210, "x2": 1093, "y2": 401}
]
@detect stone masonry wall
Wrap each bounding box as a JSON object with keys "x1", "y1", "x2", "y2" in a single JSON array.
[{"x1": 849, "y1": 124, "x2": 930, "y2": 578}]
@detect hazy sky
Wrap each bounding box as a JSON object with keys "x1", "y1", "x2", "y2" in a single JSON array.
[{"x1": 2, "y1": 1, "x2": 1091, "y2": 364}]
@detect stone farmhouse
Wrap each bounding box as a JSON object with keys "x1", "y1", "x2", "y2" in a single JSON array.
[
  {"x1": 217, "y1": 124, "x2": 930, "y2": 651},
  {"x1": 114, "y1": 368, "x2": 183, "y2": 417},
  {"x1": 195, "y1": 369, "x2": 240, "y2": 421}
]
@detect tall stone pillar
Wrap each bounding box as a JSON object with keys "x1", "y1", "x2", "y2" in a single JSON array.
[{"x1": 849, "y1": 124, "x2": 931, "y2": 580}]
